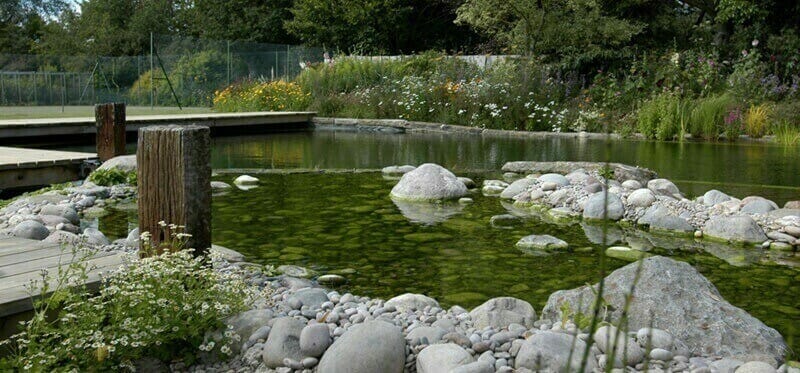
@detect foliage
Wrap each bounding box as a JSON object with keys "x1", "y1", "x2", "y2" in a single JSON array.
[
  {"x1": 688, "y1": 94, "x2": 736, "y2": 140},
  {"x1": 455, "y1": 0, "x2": 643, "y2": 68},
  {"x1": 0, "y1": 182, "x2": 71, "y2": 209},
  {"x1": 128, "y1": 50, "x2": 246, "y2": 107},
  {"x1": 87, "y1": 168, "x2": 136, "y2": 187},
  {"x1": 0, "y1": 231, "x2": 254, "y2": 371},
  {"x1": 743, "y1": 104, "x2": 771, "y2": 138},
  {"x1": 773, "y1": 121, "x2": 800, "y2": 146},
  {"x1": 637, "y1": 93, "x2": 692, "y2": 141},
  {"x1": 213, "y1": 80, "x2": 310, "y2": 112}
]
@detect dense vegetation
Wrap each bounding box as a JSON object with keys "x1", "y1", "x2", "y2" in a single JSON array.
[
  {"x1": 214, "y1": 52, "x2": 800, "y2": 143},
  {"x1": 3, "y1": 0, "x2": 800, "y2": 143}
]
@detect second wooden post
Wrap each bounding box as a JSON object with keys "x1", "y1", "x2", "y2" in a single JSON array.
[
  {"x1": 137, "y1": 125, "x2": 211, "y2": 256},
  {"x1": 95, "y1": 102, "x2": 126, "y2": 161}
]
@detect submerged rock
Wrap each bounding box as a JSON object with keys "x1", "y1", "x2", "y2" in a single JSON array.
[
  {"x1": 392, "y1": 199, "x2": 464, "y2": 224},
  {"x1": 515, "y1": 234, "x2": 568, "y2": 252},
  {"x1": 234, "y1": 175, "x2": 259, "y2": 185},
  {"x1": 390, "y1": 163, "x2": 468, "y2": 201},
  {"x1": 381, "y1": 165, "x2": 416, "y2": 176},
  {"x1": 542, "y1": 256, "x2": 788, "y2": 364}
]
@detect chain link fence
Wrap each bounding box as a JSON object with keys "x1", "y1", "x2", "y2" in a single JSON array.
[{"x1": 0, "y1": 35, "x2": 325, "y2": 108}]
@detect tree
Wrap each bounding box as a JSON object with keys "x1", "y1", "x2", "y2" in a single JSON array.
[
  {"x1": 178, "y1": 0, "x2": 298, "y2": 44},
  {"x1": 455, "y1": 0, "x2": 643, "y2": 65},
  {"x1": 285, "y1": 0, "x2": 413, "y2": 54},
  {"x1": 0, "y1": 0, "x2": 68, "y2": 54}
]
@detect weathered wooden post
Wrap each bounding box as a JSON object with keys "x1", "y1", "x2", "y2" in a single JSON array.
[
  {"x1": 95, "y1": 102, "x2": 126, "y2": 161},
  {"x1": 137, "y1": 125, "x2": 211, "y2": 256}
]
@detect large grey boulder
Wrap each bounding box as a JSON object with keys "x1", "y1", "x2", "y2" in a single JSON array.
[
  {"x1": 647, "y1": 178, "x2": 681, "y2": 198},
  {"x1": 262, "y1": 317, "x2": 305, "y2": 368},
  {"x1": 97, "y1": 155, "x2": 136, "y2": 172},
  {"x1": 500, "y1": 178, "x2": 535, "y2": 199},
  {"x1": 741, "y1": 198, "x2": 778, "y2": 214},
  {"x1": 13, "y1": 220, "x2": 49, "y2": 240},
  {"x1": 515, "y1": 331, "x2": 596, "y2": 372},
  {"x1": 542, "y1": 256, "x2": 788, "y2": 364},
  {"x1": 390, "y1": 163, "x2": 468, "y2": 201},
  {"x1": 469, "y1": 297, "x2": 536, "y2": 329},
  {"x1": 515, "y1": 234, "x2": 568, "y2": 252},
  {"x1": 43, "y1": 230, "x2": 80, "y2": 245},
  {"x1": 583, "y1": 192, "x2": 625, "y2": 221},
  {"x1": 501, "y1": 161, "x2": 656, "y2": 185},
  {"x1": 703, "y1": 215, "x2": 767, "y2": 244},
  {"x1": 385, "y1": 293, "x2": 439, "y2": 313},
  {"x1": 317, "y1": 320, "x2": 405, "y2": 373},
  {"x1": 406, "y1": 326, "x2": 448, "y2": 345},
  {"x1": 537, "y1": 173, "x2": 570, "y2": 187},
  {"x1": 417, "y1": 343, "x2": 474, "y2": 373},
  {"x1": 703, "y1": 190, "x2": 732, "y2": 206},
  {"x1": 593, "y1": 325, "x2": 645, "y2": 366},
  {"x1": 627, "y1": 188, "x2": 656, "y2": 208},
  {"x1": 286, "y1": 288, "x2": 329, "y2": 310},
  {"x1": 40, "y1": 205, "x2": 79, "y2": 225},
  {"x1": 637, "y1": 205, "x2": 694, "y2": 234},
  {"x1": 211, "y1": 309, "x2": 273, "y2": 354},
  {"x1": 81, "y1": 228, "x2": 110, "y2": 246},
  {"x1": 299, "y1": 323, "x2": 332, "y2": 357}
]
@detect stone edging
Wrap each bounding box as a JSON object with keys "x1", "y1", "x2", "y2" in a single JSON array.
[{"x1": 313, "y1": 117, "x2": 779, "y2": 143}]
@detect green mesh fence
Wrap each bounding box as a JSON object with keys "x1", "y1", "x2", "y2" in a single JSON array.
[{"x1": 0, "y1": 35, "x2": 325, "y2": 107}]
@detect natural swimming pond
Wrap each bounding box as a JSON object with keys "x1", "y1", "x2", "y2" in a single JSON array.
[{"x1": 83, "y1": 128, "x2": 799, "y2": 352}]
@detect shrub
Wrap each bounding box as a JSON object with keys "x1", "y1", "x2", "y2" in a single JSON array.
[
  {"x1": 637, "y1": 94, "x2": 691, "y2": 141},
  {"x1": 688, "y1": 94, "x2": 735, "y2": 140},
  {"x1": 213, "y1": 80, "x2": 310, "y2": 112},
  {"x1": 743, "y1": 104, "x2": 771, "y2": 138},
  {"x1": 87, "y1": 168, "x2": 137, "y2": 186},
  {"x1": 129, "y1": 50, "x2": 248, "y2": 107},
  {"x1": 0, "y1": 232, "x2": 254, "y2": 371}
]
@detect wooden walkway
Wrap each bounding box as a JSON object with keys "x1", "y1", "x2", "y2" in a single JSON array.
[
  {"x1": 0, "y1": 236, "x2": 125, "y2": 317},
  {"x1": 0, "y1": 147, "x2": 97, "y2": 189},
  {"x1": 0, "y1": 111, "x2": 315, "y2": 139}
]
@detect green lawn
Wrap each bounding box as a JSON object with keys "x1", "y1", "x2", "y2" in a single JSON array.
[{"x1": 0, "y1": 105, "x2": 213, "y2": 120}]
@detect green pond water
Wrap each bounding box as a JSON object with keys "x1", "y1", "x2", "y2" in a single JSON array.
[{"x1": 84, "y1": 128, "x2": 799, "y2": 353}]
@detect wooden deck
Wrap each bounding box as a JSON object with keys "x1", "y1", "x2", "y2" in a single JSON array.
[
  {"x1": 0, "y1": 236, "x2": 125, "y2": 318},
  {"x1": 0, "y1": 147, "x2": 97, "y2": 189},
  {"x1": 0, "y1": 111, "x2": 316, "y2": 139}
]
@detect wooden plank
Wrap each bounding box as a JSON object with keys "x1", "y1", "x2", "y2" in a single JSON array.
[
  {"x1": 0, "y1": 238, "x2": 59, "y2": 256},
  {"x1": 0, "y1": 111, "x2": 315, "y2": 139},
  {"x1": 0, "y1": 253, "x2": 124, "y2": 291},
  {"x1": 0, "y1": 250, "x2": 116, "y2": 278},
  {"x1": 0, "y1": 245, "x2": 73, "y2": 267},
  {"x1": 0, "y1": 254, "x2": 124, "y2": 317}
]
